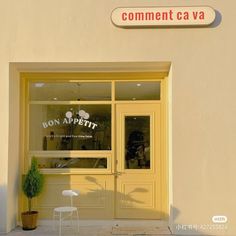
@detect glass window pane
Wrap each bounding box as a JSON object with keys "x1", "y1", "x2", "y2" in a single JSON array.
[
  {"x1": 36, "y1": 157, "x2": 107, "y2": 169},
  {"x1": 29, "y1": 105, "x2": 111, "y2": 150},
  {"x1": 29, "y1": 82, "x2": 111, "y2": 101},
  {"x1": 116, "y1": 81, "x2": 160, "y2": 100},
  {"x1": 125, "y1": 116, "x2": 150, "y2": 169}
]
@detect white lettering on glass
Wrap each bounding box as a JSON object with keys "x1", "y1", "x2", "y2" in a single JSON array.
[{"x1": 42, "y1": 110, "x2": 98, "y2": 130}]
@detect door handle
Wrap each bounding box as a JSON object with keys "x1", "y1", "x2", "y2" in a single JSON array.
[{"x1": 112, "y1": 171, "x2": 122, "y2": 177}]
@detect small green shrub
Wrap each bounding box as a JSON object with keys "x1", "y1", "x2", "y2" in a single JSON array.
[{"x1": 22, "y1": 158, "x2": 44, "y2": 213}]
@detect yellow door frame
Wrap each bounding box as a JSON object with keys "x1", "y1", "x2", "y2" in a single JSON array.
[{"x1": 19, "y1": 72, "x2": 169, "y2": 220}]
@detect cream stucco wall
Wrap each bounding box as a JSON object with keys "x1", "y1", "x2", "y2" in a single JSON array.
[{"x1": 0, "y1": 0, "x2": 236, "y2": 235}]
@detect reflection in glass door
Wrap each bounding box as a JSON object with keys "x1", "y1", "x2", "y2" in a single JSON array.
[{"x1": 125, "y1": 116, "x2": 150, "y2": 169}]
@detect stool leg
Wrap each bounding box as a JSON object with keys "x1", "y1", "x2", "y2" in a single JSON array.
[
  {"x1": 70, "y1": 212, "x2": 73, "y2": 229},
  {"x1": 59, "y1": 212, "x2": 62, "y2": 236},
  {"x1": 76, "y1": 209, "x2": 79, "y2": 234},
  {"x1": 53, "y1": 211, "x2": 56, "y2": 231}
]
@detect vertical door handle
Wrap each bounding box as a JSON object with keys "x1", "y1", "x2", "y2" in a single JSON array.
[{"x1": 112, "y1": 171, "x2": 122, "y2": 177}]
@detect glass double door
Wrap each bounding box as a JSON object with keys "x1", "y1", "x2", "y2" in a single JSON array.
[{"x1": 115, "y1": 103, "x2": 162, "y2": 219}]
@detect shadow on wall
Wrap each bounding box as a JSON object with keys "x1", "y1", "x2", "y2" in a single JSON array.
[
  {"x1": 29, "y1": 175, "x2": 230, "y2": 236},
  {"x1": 210, "y1": 10, "x2": 222, "y2": 28},
  {"x1": 170, "y1": 204, "x2": 228, "y2": 235},
  {"x1": 85, "y1": 176, "x2": 153, "y2": 208},
  {"x1": 83, "y1": 177, "x2": 228, "y2": 236}
]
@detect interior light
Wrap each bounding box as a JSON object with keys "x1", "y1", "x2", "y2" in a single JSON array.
[
  {"x1": 136, "y1": 83, "x2": 141, "y2": 87},
  {"x1": 132, "y1": 97, "x2": 136, "y2": 100},
  {"x1": 53, "y1": 97, "x2": 58, "y2": 101},
  {"x1": 34, "y1": 83, "x2": 45, "y2": 88}
]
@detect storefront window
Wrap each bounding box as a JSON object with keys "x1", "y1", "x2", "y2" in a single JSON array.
[
  {"x1": 125, "y1": 116, "x2": 150, "y2": 169},
  {"x1": 115, "y1": 81, "x2": 160, "y2": 100},
  {"x1": 36, "y1": 157, "x2": 107, "y2": 169},
  {"x1": 27, "y1": 79, "x2": 160, "y2": 173},
  {"x1": 29, "y1": 104, "x2": 111, "y2": 151}
]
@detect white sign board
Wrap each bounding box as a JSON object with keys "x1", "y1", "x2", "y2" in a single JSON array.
[{"x1": 111, "y1": 6, "x2": 216, "y2": 27}]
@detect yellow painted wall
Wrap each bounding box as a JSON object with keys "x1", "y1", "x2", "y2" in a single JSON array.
[{"x1": 0, "y1": 0, "x2": 236, "y2": 235}]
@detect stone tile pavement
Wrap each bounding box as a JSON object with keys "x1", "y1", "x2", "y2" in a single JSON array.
[
  {"x1": 4, "y1": 226, "x2": 171, "y2": 236},
  {"x1": 2, "y1": 220, "x2": 171, "y2": 236}
]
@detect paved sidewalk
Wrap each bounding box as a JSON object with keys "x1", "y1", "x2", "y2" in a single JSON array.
[
  {"x1": 4, "y1": 226, "x2": 171, "y2": 236},
  {"x1": 3, "y1": 226, "x2": 110, "y2": 236},
  {"x1": 3, "y1": 221, "x2": 171, "y2": 236}
]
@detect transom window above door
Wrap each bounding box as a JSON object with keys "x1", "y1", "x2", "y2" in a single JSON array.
[
  {"x1": 115, "y1": 81, "x2": 160, "y2": 100},
  {"x1": 29, "y1": 81, "x2": 161, "y2": 101},
  {"x1": 30, "y1": 82, "x2": 112, "y2": 101}
]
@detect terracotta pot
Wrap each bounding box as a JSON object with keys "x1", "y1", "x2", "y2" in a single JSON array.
[{"x1": 21, "y1": 211, "x2": 38, "y2": 230}]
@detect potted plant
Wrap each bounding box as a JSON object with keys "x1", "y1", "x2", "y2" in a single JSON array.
[{"x1": 21, "y1": 157, "x2": 44, "y2": 230}]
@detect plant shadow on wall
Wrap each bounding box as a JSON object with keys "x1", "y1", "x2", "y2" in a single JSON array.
[
  {"x1": 82, "y1": 176, "x2": 169, "y2": 223},
  {"x1": 81, "y1": 176, "x2": 227, "y2": 236},
  {"x1": 85, "y1": 176, "x2": 147, "y2": 206},
  {"x1": 32, "y1": 175, "x2": 229, "y2": 236},
  {"x1": 83, "y1": 176, "x2": 166, "y2": 222}
]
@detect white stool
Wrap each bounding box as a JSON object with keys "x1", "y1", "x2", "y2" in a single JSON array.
[{"x1": 53, "y1": 190, "x2": 79, "y2": 236}]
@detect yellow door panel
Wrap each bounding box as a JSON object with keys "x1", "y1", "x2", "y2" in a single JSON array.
[{"x1": 116, "y1": 104, "x2": 162, "y2": 219}]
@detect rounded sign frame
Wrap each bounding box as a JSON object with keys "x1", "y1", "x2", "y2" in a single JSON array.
[{"x1": 111, "y1": 6, "x2": 216, "y2": 28}]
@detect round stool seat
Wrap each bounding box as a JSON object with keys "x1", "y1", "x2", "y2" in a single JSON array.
[{"x1": 54, "y1": 206, "x2": 78, "y2": 213}]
